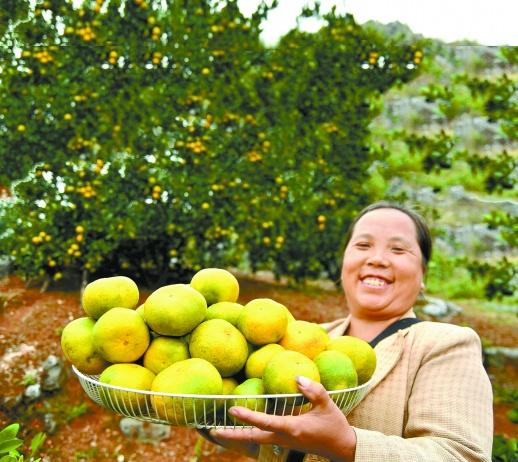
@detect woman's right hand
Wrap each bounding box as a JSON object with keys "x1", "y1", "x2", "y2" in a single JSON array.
[{"x1": 211, "y1": 376, "x2": 357, "y2": 462}]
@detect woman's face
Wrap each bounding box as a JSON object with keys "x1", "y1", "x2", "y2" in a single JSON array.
[{"x1": 341, "y1": 208, "x2": 424, "y2": 320}]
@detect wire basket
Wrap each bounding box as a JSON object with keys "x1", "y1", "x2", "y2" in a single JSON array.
[{"x1": 73, "y1": 365, "x2": 371, "y2": 429}]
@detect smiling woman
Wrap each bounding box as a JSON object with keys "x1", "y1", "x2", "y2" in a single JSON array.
[
  {"x1": 340, "y1": 203, "x2": 429, "y2": 339},
  {"x1": 205, "y1": 201, "x2": 494, "y2": 462}
]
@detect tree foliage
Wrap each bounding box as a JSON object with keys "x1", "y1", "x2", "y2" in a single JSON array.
[{"x1": 0, "y1": 0, "x2": 421, "y2": 286}]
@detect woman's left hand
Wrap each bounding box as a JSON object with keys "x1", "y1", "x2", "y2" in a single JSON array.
[{"x1": 211, "y1": 376, "x2": 357, "y2": 462}]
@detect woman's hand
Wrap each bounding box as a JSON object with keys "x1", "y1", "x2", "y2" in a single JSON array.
[{"x1": 211, "y1": 376, "x2": 357, "y2": 462}]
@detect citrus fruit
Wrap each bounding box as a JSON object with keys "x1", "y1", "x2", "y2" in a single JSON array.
[
  {"x1": 222, "y1": 377, "x2": 239, "y2": 394},
  {"x1": 144, "y1": 284, "x2": 207, "y2": 336},
  {"x1": 136, "y1": 304, "x2": 145, "y2": 319},
  {"x1": 313, "y1": 350, "x2": 358, "y2": 390},
  {"x1": 82, "y1": 276, "x2": 139, "y2": 319},
  {"x1": 98, "y1": 363, "x2": 155, "y2": 411},
  {"x1": 263, "y1": 350, "x2": 320, "y2": 402},
  {"x1": 284, "y1": 306, "x2": 296, "y2": 323},
  {"x1": 190, "y1": 268, "x2": 239, "y2": 305},
  {"x1": 245, "y1": 343, "x2": 284, "y2": 379},
  {"x1": 279, "y1": 320, "x2": 329, "y2": 359},
  {"x1": 230, "y1": 378, "x2": 267, "y2": 416},
  {"x1": 93, "y1": 307, "x2": 150, "y2": 363},
  {"x1": 151, "y1": 358, "x2": 223, "y2": 425},
  {"x1": 60, "y1": 317, "x2": 108, "y2": 374},
  {"x1": 326, "y1": 336, "x2": 376, "y2": 384},
  {"x1": 205, "y1": 301, "x2": 244, "y2": 326},
  {"x1": 238, "y1": 298, "x2": 288, "y2": 345},
  {"x1": 143, "y1": 336, "x2": 190, "y2": 374},
  {"x1": 215, "y1": 377, "x2": 239, "y2": 411},
  {"x1": 189, "y1": 319, "x2": 248, "y2": 377}
]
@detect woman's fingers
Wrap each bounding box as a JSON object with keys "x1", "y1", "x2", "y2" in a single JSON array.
[
  {"x1": 228, "y1": 406, "x2": 288, "y2": 432},
  {"x1": 211, "y1": 424, "x2": 276, "y2": 444},
  {"x1": 296, "y1": 375, "x2": 333, "y2": 408}
]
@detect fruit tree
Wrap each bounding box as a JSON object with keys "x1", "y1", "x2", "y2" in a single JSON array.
[{"x1": 0, "y1": 0, "x2": 422, "y2": 285}]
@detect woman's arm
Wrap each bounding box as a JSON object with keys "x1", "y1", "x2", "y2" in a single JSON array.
[
  {"x1": 211, "y1": 326, "x2": 493, "y2": 462},
  {"x1": 352, "y1": 326, "x2": 493, "y2": 462}
]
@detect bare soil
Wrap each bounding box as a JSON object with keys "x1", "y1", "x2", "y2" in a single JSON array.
[{"x1": 0, "y1": 275, "x2": 516, "y2": 461}]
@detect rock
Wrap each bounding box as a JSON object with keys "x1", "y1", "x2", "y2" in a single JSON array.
[
  {"x1": 1, "y1": 394, "x2": 23, "y2": 411},
  {"x1": 484, "y1": 347, "x2": 518, "y2": 370},
  {"x1": 413, "y1": 186, "x2": 436, "y2": 205},
  {"x1": 452, "y1": 114, "x2": 504, "y2": 148},
  {"x1": 42, "y1": 355, "x2": 61, "y2": 369},
  {"x1": 41, "y1": 355, "x2": 66, "y2": 391},
  {"x1": 119, "y1": 418, "x2": 141, "y2": 438},
  {"x1": 442, "y1": 223, "x2": 508, "y2": 257},
  {"x1": 0, "y1": 256, "x2": 10, "y2": 278},
  {"x1": 24, "y1": 383, "x2": 42, "y2": 402},
  {"x1": 383, "y1": 96, "x2": 444, "y2": 128},
  {"x1": 119, "y1": 417, "x2": 170, "y2": 443},
  {"x1": 484, "y1": 346, "x2": 518, "y2": 360},
  {"x1": 44, "y1": 413, "x2": 57, "y2": 434},
  {"x1": 421, "y1": 296, "x2": 462, "y2": 319}
]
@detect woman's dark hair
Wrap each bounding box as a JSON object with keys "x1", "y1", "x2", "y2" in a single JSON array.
[{"x1": 342, "y1": 201, "x2": 433, "y2": 270}]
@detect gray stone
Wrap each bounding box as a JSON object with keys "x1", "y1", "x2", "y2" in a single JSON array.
[
  {"x1": 42, "y1": 355, "x2": 61, "y2": 370},
  {"x1": 384, "y1": 96, "x2": 444, "y2": 127},
  {"x1": 484, "y1": 347, "x2": 518, "y2": 359},
  {"x1": 24, "y1": 383, "x2": 42, "y2": 402},
  {"x1": 0, "y1": 256, "x2": 10, "y2": 278},
  {"x1": 452, "y1": 114, "x2": 504, "y2": 147},
  {"x1": 41, "y1": 355, "x2": 66, "y2": 391},
  {"x1": 421, "y1": 296, "x2": 462, "y2": 318},
  {"x1": 484, "y1": 347, "x2": 518, "y2": 370},
  {"x1": 119, "y1": 417, "x2": 170, "y2": 443},
  {"x1": 413, "y1": 186, "x2": 436, "y2": 205},
  {"x1": 1, "y1": 394, "x2": 23, "y2": 411},
  {"x1": 447, "y1": 185, "x2": 468, "y2": 201},
  {"x1": 44, "y1": 413, "x2": 57, "y2": 434}
]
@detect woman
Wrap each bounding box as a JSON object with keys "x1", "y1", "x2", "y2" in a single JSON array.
[{"x1": 208, "y1": 202, "x2": 493, "y2": 462}]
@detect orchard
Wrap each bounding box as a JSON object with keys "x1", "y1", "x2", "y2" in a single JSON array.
[{"x1": 0, "y1": 0, "x2": 422, "y2": 286}]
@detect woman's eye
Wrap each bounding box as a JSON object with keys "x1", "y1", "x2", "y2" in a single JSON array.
[
  {"x1": 355, "y1": 242, "x2": 370, "y2": 249},
  {"x1": 391, "y1": 247, "x2": 405, "y2": 253}
]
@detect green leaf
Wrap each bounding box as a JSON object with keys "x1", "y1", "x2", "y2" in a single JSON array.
[
  {"x1": 30, "y1": 432, "x2": 46, "y2": 456},
  {"x1": 507, "y1": 408, "x2": 518, "y2": 424},
  {"x1": 0, "y1": 455, "x2": 18, "y2": 462},
  {"x1": 0, "y1": 425, "x2": 19, "y2": 443},
  {"x1": 0, "y1": 439, "x2": 22, "y2": 455}
]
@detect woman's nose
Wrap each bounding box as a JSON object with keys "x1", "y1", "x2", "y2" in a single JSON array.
[{"x1": 366, "y1": 251, "x2": 388, "y2": 266}]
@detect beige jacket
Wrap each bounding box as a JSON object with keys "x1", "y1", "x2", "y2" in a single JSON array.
[{"x1": 301, "y1": 315, "x2": 494, "y2": 462}]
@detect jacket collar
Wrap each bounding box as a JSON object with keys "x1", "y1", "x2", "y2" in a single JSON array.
[{"x1": 323, "y1": 310, "x2": 416, "y2": 407}]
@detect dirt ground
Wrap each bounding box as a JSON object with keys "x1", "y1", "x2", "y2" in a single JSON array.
[{"x1": 0, "y1": 274, "x2": 516, "y2": 461}]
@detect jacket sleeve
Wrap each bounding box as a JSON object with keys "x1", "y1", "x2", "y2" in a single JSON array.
[{"x1": 353, "y1": 326, "x2": 493, "y2": 462}]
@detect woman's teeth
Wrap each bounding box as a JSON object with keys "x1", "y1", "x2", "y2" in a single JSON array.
[{"x1": 362, "y1": 277, "x2": 387, "y2": 287}]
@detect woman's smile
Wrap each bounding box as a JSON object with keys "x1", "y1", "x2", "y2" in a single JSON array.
[{"x1": 360, "y1": 275, "x2": 392, "y2": 289}]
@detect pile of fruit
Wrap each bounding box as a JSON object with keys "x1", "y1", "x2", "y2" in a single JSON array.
[{"x1": 61, "y1": 268, "x2": 376, "y2": 425}]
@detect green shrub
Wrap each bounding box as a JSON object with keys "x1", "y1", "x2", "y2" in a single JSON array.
[
  {"x1": 493, "y1": 435, "x2": 518, "y2": 462},
  {"x1": 0, "y1": 1, "x2": 422, "y2": 285},
  {"x1": 426, "y1": 251, "x2": 485, "y2": 300}
]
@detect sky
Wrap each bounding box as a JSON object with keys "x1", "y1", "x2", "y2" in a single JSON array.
[{"x1": 237, "y1": 0, "x2": 518, "y2": 46}]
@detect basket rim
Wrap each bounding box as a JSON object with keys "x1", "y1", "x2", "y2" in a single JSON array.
[{"x1": 72, "y1": 365, "x2": 372, "y2": 399}]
